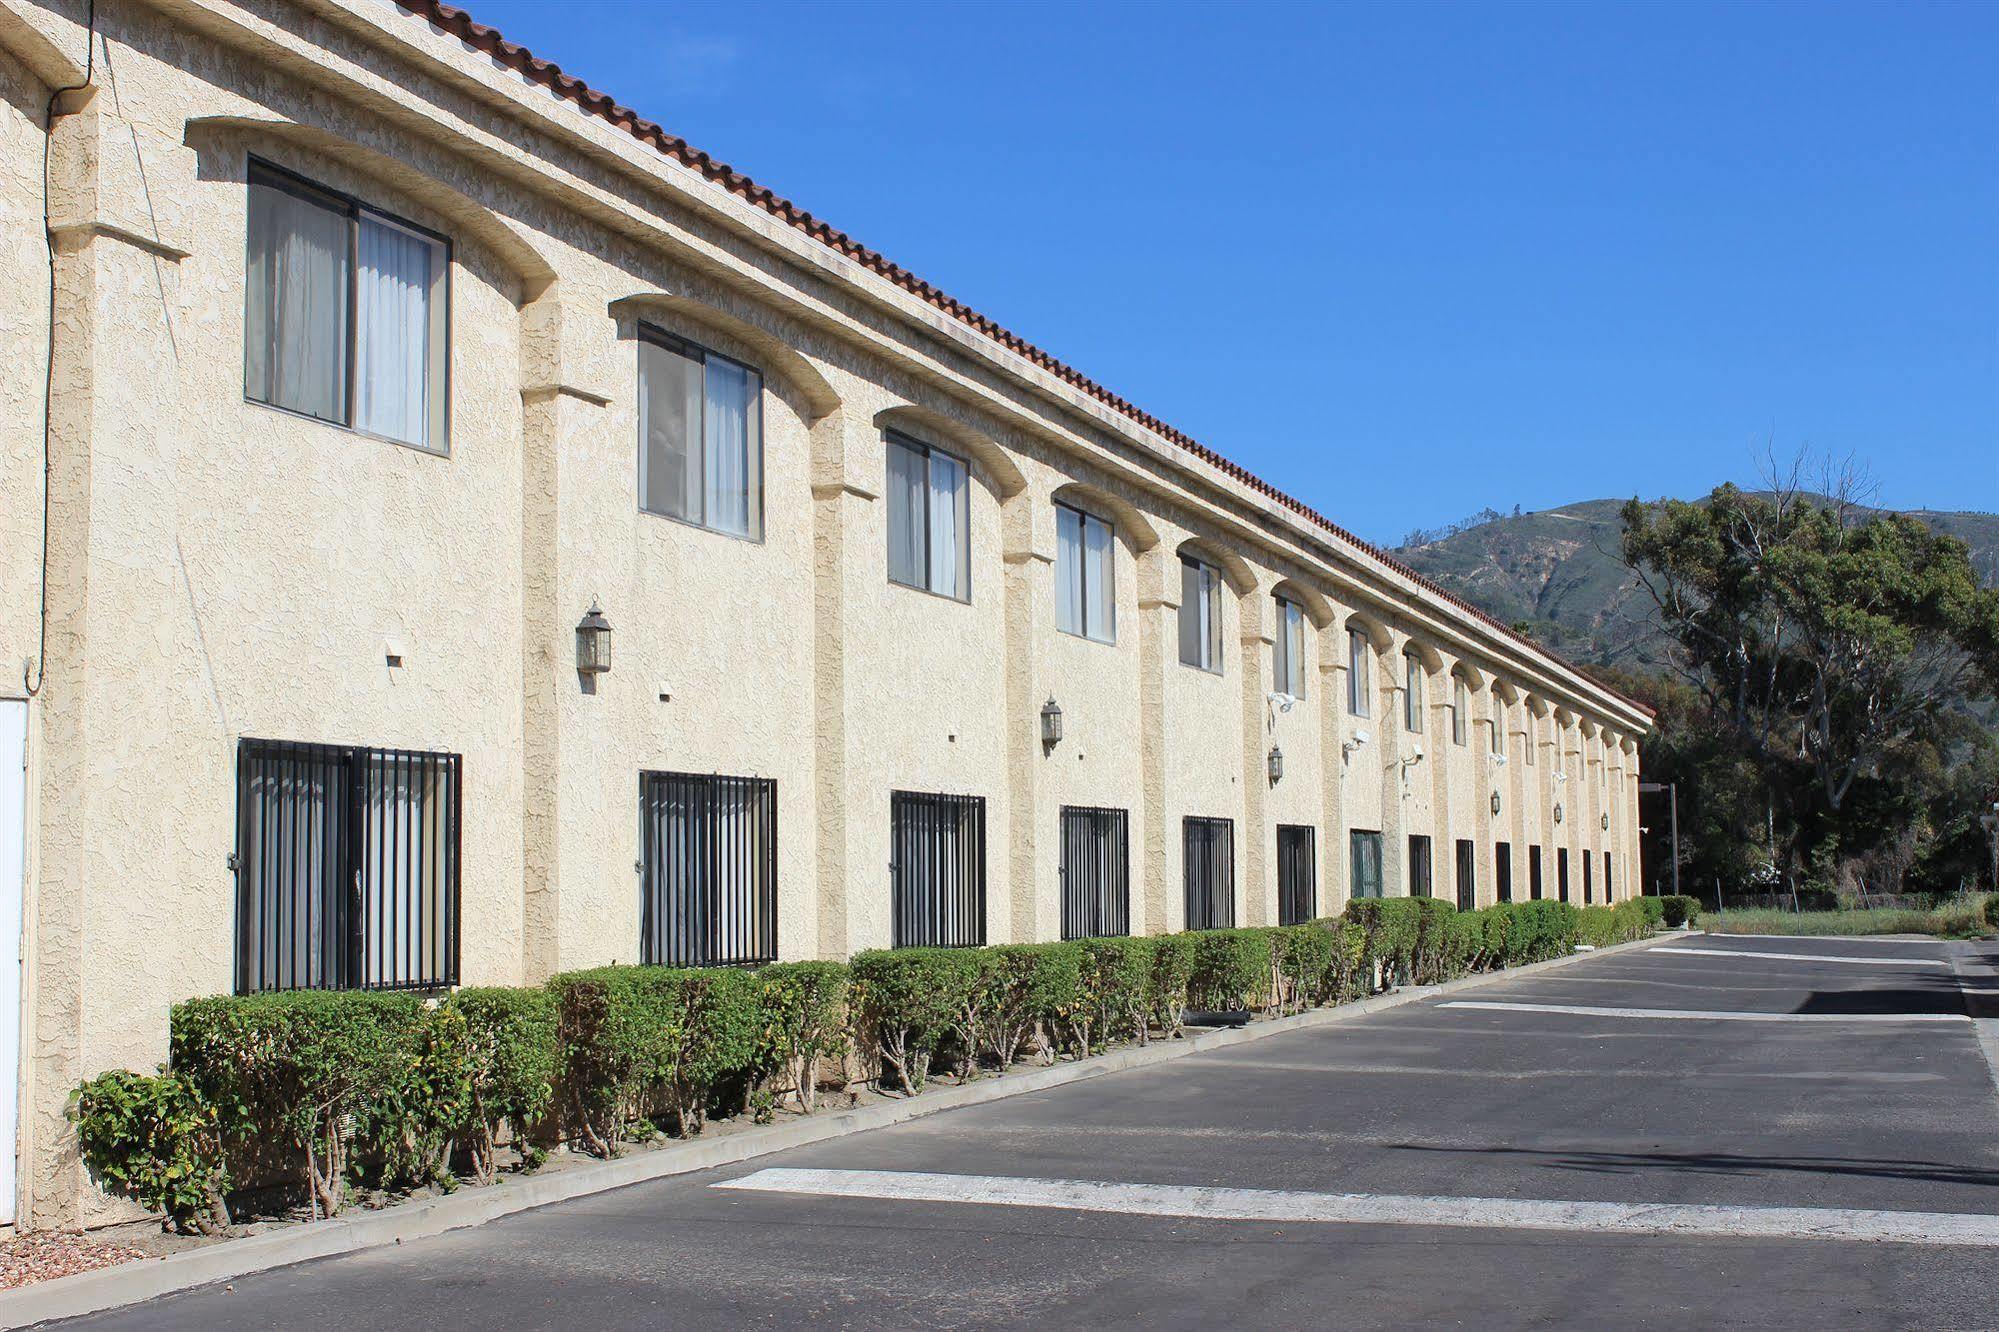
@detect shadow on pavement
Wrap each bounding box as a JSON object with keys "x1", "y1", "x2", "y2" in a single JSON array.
[
  {"x1": 1793, "y1": 976, "x2": 1969, "y2": 1016},
  {"x1": 1385, "y1": 1142, "x2": 1999, "y2": 1188}
]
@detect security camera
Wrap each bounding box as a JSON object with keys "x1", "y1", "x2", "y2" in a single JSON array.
[
  {"x1": 1490, "y1": 752, "x2": 1508, "y2": 767},
  {"x1": 1405, "y1": 739, "x2": 1425, "y2": 762}
]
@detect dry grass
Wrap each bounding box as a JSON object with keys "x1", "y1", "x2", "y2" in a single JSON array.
[{"x1": 1703, "y1": 899, "x2": 1994, "y2": 939}]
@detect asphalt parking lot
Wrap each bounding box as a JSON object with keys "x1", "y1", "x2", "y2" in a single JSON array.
[{"x1": 53, "y1": 933, "x2": 1999, "y2": 1331}]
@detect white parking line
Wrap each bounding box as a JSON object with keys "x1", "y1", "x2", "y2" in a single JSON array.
[
  {"x1": 716, "y1": 1167, "x2": 1999, "y2": 1248},
  {"x1": 1654, "y1": 946, "x2": 1950, "y2": 968},
  {"x1": 1438, "y1": 1000, "x2": 1968, "y2": 1023}
]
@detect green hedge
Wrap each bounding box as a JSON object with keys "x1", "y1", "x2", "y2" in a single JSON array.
[
  {"x1": 1660, "y1": 894, "x2": 1701, "y2": 928},
  {"x1": 77, "y1": 895, "x2": 1663, "y2": 1227}
]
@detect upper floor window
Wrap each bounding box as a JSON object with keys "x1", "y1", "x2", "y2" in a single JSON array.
[
  {"x1": 1346, "y1": 628, "x2": 1372, "y2": 717},
  {"x1": 245, "y1": 161, "x2": 449, "y2": 453},
  {"x1": 1178, "y1": 555, "x2": 1223, "y2": 672},
  {"x1": 1056, "y1": 503, "x2": 1115, "y2": 643},
  {"x1": 1525, "y1": 711, "x2": 1537, "y2": 764},
  {"x1": 1273, "y1": 596, "x2": 1307, "y2": 698},
  {"x1": 638, "y1": 326, "x2": 764, "y2": 540},
  {"x1": 1490, "y1": 693, "x2": 1505, "y2": 755},
  {"x1": 1452, "y1": 676, "x2": 1469, "y2": 746},
  {"x1": 1403, "y1": 652, "x2": 1425, "y2": 733},
  {"x1": 887, "y1": 432, "x2": 969, "y2": 600}
]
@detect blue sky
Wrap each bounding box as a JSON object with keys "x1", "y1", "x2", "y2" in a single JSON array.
[{"x1": 465, "y1": 0, "x2": 1997, "y2": 545}]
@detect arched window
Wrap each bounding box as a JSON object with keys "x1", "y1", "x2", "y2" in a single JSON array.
[
  {"x1": 1346, "y1": 628, "x2": 1372, "y2": 717},
  {"x1": 1452, "y1": 675, "x2": 1469, "y2": 746},
  {"x1": 1403, "y1": 651, "x2": 1425, "y2": 733},
  {"x1": 1273, "y1": 595, "x2": 1307, "y2": 697}
]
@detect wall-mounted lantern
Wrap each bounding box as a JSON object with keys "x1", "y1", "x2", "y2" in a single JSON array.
[
  {"x1": 1040, "y1": 696, "x2": 1063, "y2": 749},
  {"x1": 1490, "y1": 791, "x2": 1502, "y2": 817},
  {"x1": 1554, "y1": 801, "x2": 1565, "y2": 824},
  {"x1": 1601, "y1": 811, "x2": 1611, "y2": 831},
  {"x1": 576, "y1": 601, "x2": 612, "y2": 675},
  {"x1": 1268, "y1": 744, "x2": 1284, "y2": 786}
]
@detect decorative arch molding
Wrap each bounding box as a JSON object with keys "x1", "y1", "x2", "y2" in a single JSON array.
[
  {"x1": 1524, "y1": 693, "x2": 1554, "y2": 718},
  {"x1": 611, "y1": 290, "x2": 840, "y2": 423},
  {"x1": 186, "y1": 115, "x2": 556, "y2": 299},
  {"x1": 1491, "y1": 676, "x2": 1522, "y2": 705},
  {"x1": 1453, "y1": 659, "x2": 1492, "y2": 691},
  {"x1": 1175, "y1": 537, "x2": 1256, "y2": 597},
  {"x1": 874, "y1": 404, "x2": 1026, "y2": 499},
  {"x1": 1402, "y1": 637, "x2": 1447, "y2": 674},
  {"x1": 1340, "y1": 607, "x2": 1395, "y2": 656},
  {"x1": 1269, "y1": 577, "x2": 1334, "y2": 629},
  {"x1": 0, "y1": 7, "x2": 88, "y2": 94},
  {"x1": 1051, "y1": 480, "x2": 1160, "y2": 554}
]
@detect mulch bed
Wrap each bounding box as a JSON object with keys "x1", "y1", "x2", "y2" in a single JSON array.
[{"x1": 0, "y1": 1230, "x2": 150, "y2": 1289}]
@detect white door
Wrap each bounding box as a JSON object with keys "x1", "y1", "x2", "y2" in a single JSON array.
[{"x1": 0, "y1": 701, "x2": 24, "y2": 1225}]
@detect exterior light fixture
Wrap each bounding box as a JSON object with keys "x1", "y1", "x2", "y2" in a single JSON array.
[
  {"x1": 1601, "y1": 811, "x2": 1610, "y2": 831},
  {"x1": 1554, "y1": 801, "x2": 1565, "y2": 824},
  {"x1": 1490, "y1": 791, "x2": 1502, "y2": 817},
  {"x1": 576, "y1": 600, "x2": 612, "y2": 675},
  {"x1": 1268, "y1": 744, "x2": 1284, "y2": 785},
  {"x1": 1040, "y1": 696, "x2": 1063, "y2": 748}
]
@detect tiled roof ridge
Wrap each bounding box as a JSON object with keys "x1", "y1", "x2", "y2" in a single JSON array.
[{"x1": 391, "y1": 0, "x2": 1652, "y2": 721}]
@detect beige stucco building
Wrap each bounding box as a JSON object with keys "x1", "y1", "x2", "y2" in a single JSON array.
[{"x1": 0, "y1": 0, "x2": 1649, "y2": 1229}]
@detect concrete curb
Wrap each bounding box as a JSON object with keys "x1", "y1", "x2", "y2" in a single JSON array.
[{"x1": 3, "y1": 932, "x2": 1671, "y2": 1328}]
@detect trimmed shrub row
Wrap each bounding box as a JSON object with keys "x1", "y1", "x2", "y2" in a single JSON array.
[{"x1": 71, "y1": 897, "x2": 1650, "y2": 1231}]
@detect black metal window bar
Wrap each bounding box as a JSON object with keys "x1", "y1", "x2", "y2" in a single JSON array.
[
  {"x1": 1529, "y1": 844, "x2": 1545, "y2": 900},
  {"x1": 1455, "y1": 838, "x2": 1476, "y2": 910},
  {"x1": 1182, "y1": 817, "x2": 1235, "y2": 929},
  {"x1": 1604, "y1": 850, "x2": 1614, "y2": 901},
  {"x1": 1583, "y1": 848, "x2": 1594, "y2": 904},
  {"x1": 235, "y1": 738, "x2": 460, "y2": 994},
  {"x1": 1277, "y1": 825, "x2": 1316, "y2": 925},
  {"x1": 1408, "y1": 834, "x2": 1434, "y2": 898},
  {"x1": 1495, "y1": 841, "x2": 1514, "y2": 903},
  {"x1": 1349, "y1": 829, "x2": 1384, "y2": 901},
  {"x1": 1060, "y1": 805, "x2": 1130, "y2": 939},
  {"x1": 1557, "y1": 848, "x2": 1571, "y2": 903},
  {"x1": 891, "y1": 791, "x2": 986, "y2": 948},
  {"x1": 639, "y1": 771, "x2": 777, "y2": 967}
]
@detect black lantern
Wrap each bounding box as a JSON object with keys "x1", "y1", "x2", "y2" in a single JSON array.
[
  {"x1": 1267, "y1": 744, "x2": 1284, "y2": 785},
  {"x1": 1601, "y1": 811, "x2": 1610, "y2": 831},
  {"x1": 1040, "y1": 696, "x2": 1063, "y2": 748},
  {"x1": 1490, "y1": 791, "x2": 1502, "y2": 817},
  {"x1": 576, "y1": 601, "x2": 612, "y2": 675},
  {"x1": 1554, "y1": 801, "x2": 1565, "y2": 825}
]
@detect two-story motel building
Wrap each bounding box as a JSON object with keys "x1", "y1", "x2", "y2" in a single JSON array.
[{"x1": 0, "y1": 0, "x2": 1649, "y2": 1227}]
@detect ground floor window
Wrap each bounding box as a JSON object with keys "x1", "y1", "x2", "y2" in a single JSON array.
[
  {"x1": 1557, "y1": 847, "x2": 1571, "y2": 904},
  {"x1": 1277, "y1": 825, "x2": 1316, "y2": 925},
  {"x1": 1408, "y1": 835, "x2": 1433, "y2": 898},
  {"x1": 1060, "y1": 805, "x2": 1129, "y2": 939},
  {"x1": 1583, "y1": 850, "x2": 1594, "y2": 904},
  {"x1": 891, "y1": 791, "x2": 986, "y2": 947},
  {"x1": 1183, "y1": 817, "x2": 1235, "y2": 929},
  {"x1": 1455, "y1": 839, "x2": 1476, "y2": 910},
  {"x1": 1495, "y1": 841, "x2": 1513, "y2": 903},
  {"x1": 1349, "y1": 829, "x2": 1384, "y2": 900},
  {"x1": 1604, "y1": 850, "x2": 1614, "y2": 901},
  {"x1": 235, "y1": 738, "x2": 460, "y2": 993},
  {"x1": 639, "y1": 771, "x2": 776, "y2": 966},
  {"x1": 1529, "y1": 844, "x2": 1545, "y2": 900}
]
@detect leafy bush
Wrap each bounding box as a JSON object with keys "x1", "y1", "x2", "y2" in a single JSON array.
[
  {"x1": 449, "y1": 987, "x2": 558, "y2": 1183},
  {"x1": 850, "y1": 949, "x2": 976, "y2": 1094},
  {"x1": 751, "y1": 962, "x2": 849, "y2": 1113},
  {"x1": 1660, "y1": 895, "x2": 1701, "y2": 928},
  {"x1": 968, "y1": 944, "x2": 1081, "y2": 1071},
  {"x1": 1076, "y1": 937, "x2": 1154, "y2": 1049},
  {"x1": 1575, "y1": 901, "x2": 1649, "y2": 948},
  {"x1": 1146, "y1": 933, "x2": 1196, "y2": 1035},
  {"x1": 1635, "y1": 897, "x2": 1666, "y2": 928},
  {"x1": 1276, "y1": 924, "x2": 1334, "y2": 1012},
  {"x1": 1185, "y1": 929, "x2": 1271, "y2": 1011},
  {"x1": 171, "y1": 991, "x2": 429, "y2": 1217},
  {"x1": 1987, "y1": 894, "x2": 1999, "y2": 930},
  {"x1": 70, "y1": 1068, "x2": 229, "y2": 1233}
]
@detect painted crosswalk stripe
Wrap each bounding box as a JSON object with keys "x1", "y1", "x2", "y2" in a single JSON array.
[
  {"x1": 1437, "y1": 1000, "x2": 1968, "y2": 1023},
  {"x1": 1653, "y1": 946, "x2": 1950, "y2": 968},
  {"x1": 716, "y1": 1168, "x2": 1999, "y2": 1248}
]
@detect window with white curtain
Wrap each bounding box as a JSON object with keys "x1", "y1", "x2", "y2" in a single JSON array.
[
  {"x1": 1273, "y1": 595, "x2": 1306, "y2": 698},
  {"x1": 886, "y1": 432, "x2": 970, "y2": 600},
  {"x1": 1346, "y1": 628, "x2": 1372, "y2": 717},
  {"x1": 1452, "y1": 675, "x2": 1469, "y2": 746},
  {"x1": 1056, "y1": 502, "x2": 1115, "y2": 643},
  {"x1": 637, "y1": 326, "x2": 765, "y2": 540},
  {"x1": 1491, "y1": 692, "x2": 1506, "y2": 755},
  {"x1": 1178, "y1": 554, "x2": 1223, "y2": 672},
  {"x1": 244, "y1": 161, "x2": 448, "y2": 453},
  {"x1": 1404, "y1": 652, "x2": 1425, "y2": 733}
]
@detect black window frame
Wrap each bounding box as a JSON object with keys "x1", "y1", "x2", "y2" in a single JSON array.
[
  {"x1": 1408, "y1": 834, "x2": 1433, "y2": 898},
  {"x1": 1182, "y1": 816, "x2": 1235, "y2": 929},
  {"x1": 1060, "y1": 805, "x2": 1130, "y2": 939},
  {"x1": 233, "y1": 737, "x2": 461, "y2": 994},
  {"x1": 243, "y1": 157, "x2": 453, "y2": 455},
  {"x1": 635, "y1": 322, "x2": 767, "y2": 543},
  {"x1": 1557, "y1": 847, "x2": 1571, "y2": 904},
  {"x1": 1495, "y1": 841, "x2": 1514, "y2": 903},
  {"x1": 1583, "y1": 848, "x2": 1594, "y2": 904},
  {"x1": 891, "y1": 790, "x2": 986, "y2": 947},
  {"x1": 1604, "y1": 850, "x2": 1614, "y2": 901},
  {"x1": 1529, "y1": 844, "x2": 1545, "y2": 900},
  {"x1": 1454, "y1": 838, "x2": 1476, "y2": 910},
  {"x1": 638, "y1": 770, "x2": 778, "y2": 967},
  {"x1": 1277, "y1": 824, "x2": 1317, "y2": 925}
]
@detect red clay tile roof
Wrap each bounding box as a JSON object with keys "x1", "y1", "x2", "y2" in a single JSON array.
[{"x1": 393, "y1": 0, "x2": 1651, "y2": 722}]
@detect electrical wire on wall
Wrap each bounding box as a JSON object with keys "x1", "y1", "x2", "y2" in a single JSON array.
[{"x1": 24, "y1": 0, "x2": 96, "y2": 697}]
